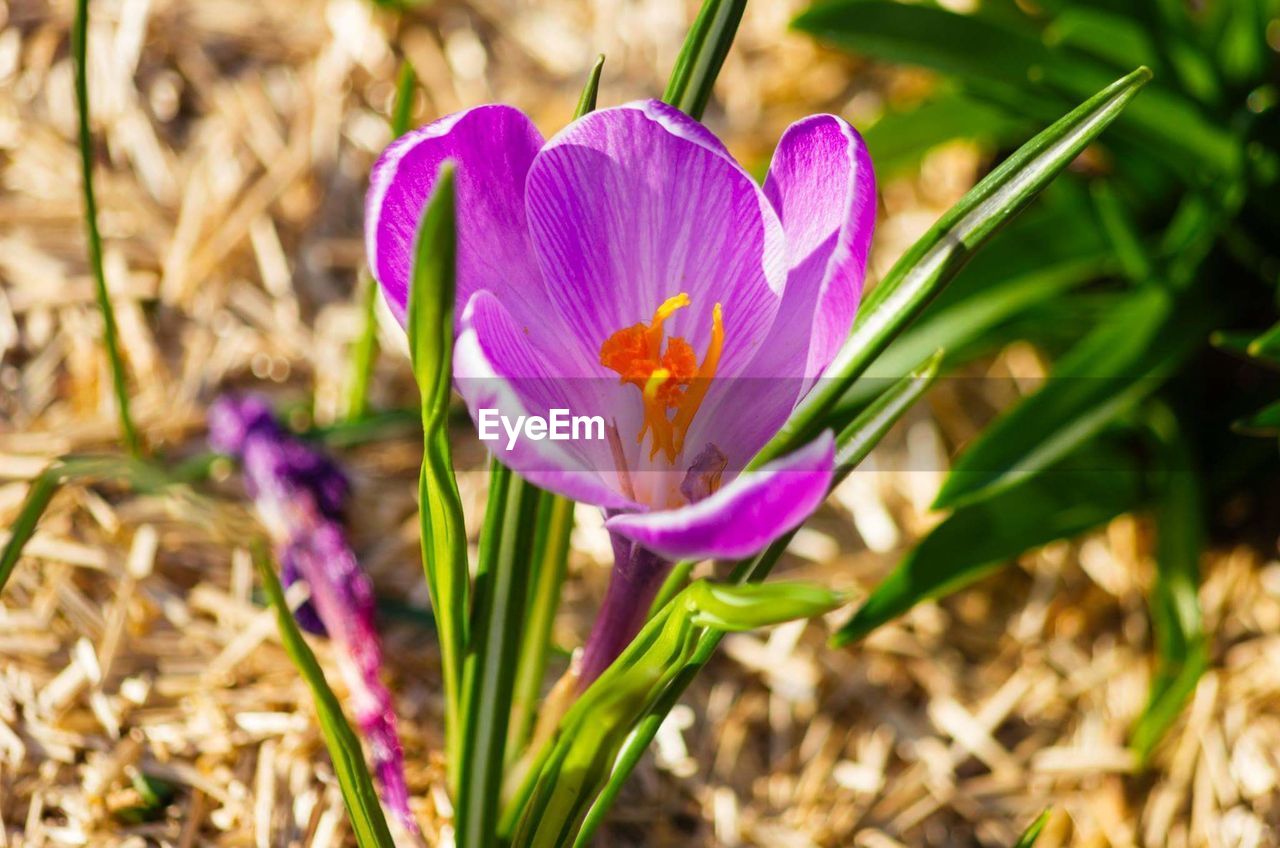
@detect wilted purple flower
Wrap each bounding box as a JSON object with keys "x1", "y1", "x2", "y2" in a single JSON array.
[
  {"x1": 209, "y1": 395, "x2": 419, "y2": 837},
  {"x1": 365, "y1": 100, "x2": 875, "y2": 678}
]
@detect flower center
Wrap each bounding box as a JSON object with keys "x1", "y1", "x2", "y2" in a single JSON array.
[{"x1": 599, "y1": 293, "x2": 724, "y2": 464}]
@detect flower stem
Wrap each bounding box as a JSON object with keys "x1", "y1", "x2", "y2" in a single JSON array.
[{"x1": 579, "y1": 532, "x2": 671, "y2": 687}]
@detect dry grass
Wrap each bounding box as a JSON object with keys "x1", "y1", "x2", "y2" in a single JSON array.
[{"x1": 2, "y1": 0, "x2": 1279, "y2": 845}]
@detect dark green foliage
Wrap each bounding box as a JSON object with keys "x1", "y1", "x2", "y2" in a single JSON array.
[{"x1": 797, "y1": 0, "x2": 1280, "y2": 755}]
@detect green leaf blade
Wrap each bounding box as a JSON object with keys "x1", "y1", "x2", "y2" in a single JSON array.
[
  {"x1": 457, "y1": 466, "x2": 541, "y2": 848},
  {"x1": 931, "y1": 283, "x2": 1211, "y2": 511},
  {"x1": 1013, "y1": 809, "x2": 1053, "y2": 848},
  {"x1": 254, "y1": 545, "x2": 395, "y2": 848},
  {"x1": 405, "y1": 165, "x2": 471, "y2": 776},
  {"x1": 662, "y1": 0, "x2": 746, "y2": 120},
  {"x1": 1131, "y1": 408, "x2": 1206, "y2": 763},
  {"x1": 73, "y1": 0, "x2": 140, "y2": 457},
  {"x1": 833, "y1": 437, "x2": 1147, "y2": 646}
]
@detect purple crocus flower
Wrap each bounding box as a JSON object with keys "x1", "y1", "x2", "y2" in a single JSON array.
[
  {"x1": 366, "y1": 100, "x2": 875, "y2": 679},
  {"x1": 208, "y1": 395, "x2": 419, "y2": 838}
]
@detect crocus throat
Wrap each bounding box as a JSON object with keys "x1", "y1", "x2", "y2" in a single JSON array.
[{"x1": 599, "y1": 294, "x2": 724, "y2": 464}]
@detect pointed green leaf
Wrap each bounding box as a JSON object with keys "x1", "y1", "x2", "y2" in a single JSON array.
[
  {"x1": 685, "y1": 581, "x2": 845, "y2": 631},
  {"x1": 1247, "y1": 321, "x2": 1280, "y2": 363},
  {"x1": 1234, "y1": 399, "x2": 1280, "y2": 435},
  {"x1": 405, "y1": 165, "x2": 470, "y2": 773},
  {"x1": 254, "y1": 544, "x2": 395, "y2": 848},
  {"x1": 575, "y1": 54, "x2": 605, "y2": 118},
  {"x1": 662, "y1": 0, "x2": 746, "y2": 120},
  {"x1": 834, "y1": 436, "x2": 1147, "y2": 646},
  {"x1": 932, "y1": 284, "x2": 1212, "y2": 511},
  {"x1": 794, "y1": 2, "x2": 1238, "y2": 178},
  {"x1": 1131, "y1": 408, "x2": 1206, "y2": 762},
  {"x1": 831, "y1": 196, "x2": 1114, "y2": 417},
  {"x1": 1013, "y1": 809, "x2": 1052, "y2": 848},
  {"x1": 1, "y1": 456, "x2": 213, "y2": 595},
  {"x1": 507, "y1": 492, "x2": 574, "y2": 760},
  {"x1": 756, "y1": 67, "x2": 1152, "y2": 466}
]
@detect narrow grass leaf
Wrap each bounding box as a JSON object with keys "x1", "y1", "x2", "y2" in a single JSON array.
[
  {"x1": 457, "y1": 465, "x2": 541, "y2": 848},
  {"x1": 662, "y1": 0, "x2": 746, "y2": 120},
  {"x1": 343, "y1": 62, "x2": 418, "y2": 422},
  {"x1": 575, "y1": 54, "x2": 605, "y2": 118},
  {"x1": 1013, "y1": 809, "x2": 1053, "y2": 848},
  {"x1": 253, "y1": 544, "x2": 396, "y2": 848},
  {"x1": 0, "y1": 471, "x2": 62, "y2": 594},
  {"x1": 1131, "y1": 408, "x2": 1206, "y2": 762},
  {"x1": 1, "y1": 455, "x2": 211, "y2": 595},
  {"x1": 73, "y1": 0, "x2": 140, "y2": 457},
  {"x1": 405, "y1": 166, "x2": 470, "y2": 771},
  {"x1": 1233, "y1": 399, "x2": 1280, "y2": 435},
  {"x1": 834, "y1": 435, "x2": 1147, "y2": 646},
  {"x1": 756, "y1": 67, "x2": 1152, "y2": 466},
  {"x1": 931, "y1": 283, "x2": 1212, "y2": 511}
]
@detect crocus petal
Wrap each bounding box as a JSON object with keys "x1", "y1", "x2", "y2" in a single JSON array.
[
  {"x1": 525, "y1": 99, "x2": 789, "y2": 379},
  {"x1": 761, "y1": 114, "x2": 876, "y2": 381},
  {"x1": 605, "y1": 431, "x2": 836, "y2": 560},
  {"x1": 454, "y1": 291, "x2": 640, "y2": 510},
  {"x1": 365, "y1": 104, "x2": 550, "y2": 329},
  {"x1": 666, "y1": 117, "x2": 876, "y2": 471}
]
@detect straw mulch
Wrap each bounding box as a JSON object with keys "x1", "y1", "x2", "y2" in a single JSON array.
[{"x1": 2, "y1": 0, "x2": 1278, "y2": 845}]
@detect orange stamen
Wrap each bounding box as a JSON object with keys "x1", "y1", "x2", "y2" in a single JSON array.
[{"x1": 599, "y1": 295, "x2": 724, "y2": 463}]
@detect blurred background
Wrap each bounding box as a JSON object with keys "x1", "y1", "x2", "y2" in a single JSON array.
[{"x1": 2, "y1": 0, "x2": 1279, "y2": 845}]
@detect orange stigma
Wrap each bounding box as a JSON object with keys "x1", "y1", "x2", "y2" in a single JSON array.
[{"x1": 599, "y1": 294, "x2": 724, "y2": 463}]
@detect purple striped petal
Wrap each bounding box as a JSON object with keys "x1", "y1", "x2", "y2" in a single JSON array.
[
  {"x1": 365, "y1": 104, "x2": 552, "y2": 333},
  {"x1": 524, "y1": 100, "x2": 789, "y2": 381},
  {"x1": 662, "y1": 116, "x2": 876, "y2": 473},
  {"x1": 761, "y1": 114, "x2": 877, "y2": 382},
  {"x1": 605, "y1": 431, "x2": 836, "y2": 560},
  {"x1": 454, "y1": 291, "x2": 640, "y2": 510}
]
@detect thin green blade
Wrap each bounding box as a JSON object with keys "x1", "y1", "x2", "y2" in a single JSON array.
[
  {"x1": 1013, "y1": 809, "x2": 1053, "y2": 847},
  {"x1": 931, "y1": 284, "x2": 1210, "y2": 511},
  {"x1": 343, "y1": 62, "x2": 419, "y2": 422},
  {"x1": 1131, "y1": 408, "x2": 1206, "y2": 763},
  {"x1": 73, "y1": 0, "x2": 140, "y2": 456},
  {"x1": 405, "y1": 165, "x2": 471, "y2": 775},
  {"x1": 834, "y1": 436, "x2": 1147, "y2": 646},
  {"x1": 662, "y1": 0, "x2": 746, "y2": 120},
  {"x1": 254, "y1": 544, "x2": 395, "y2": 848}
]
